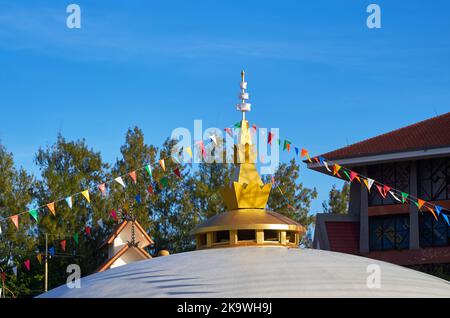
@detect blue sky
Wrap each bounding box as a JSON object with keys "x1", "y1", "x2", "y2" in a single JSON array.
[{"x1": 0, "y1": 0, "x2": 449, "y2": 214}]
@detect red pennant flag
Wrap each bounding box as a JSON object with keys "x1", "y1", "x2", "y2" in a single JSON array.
[
  {"x1": 110, "y1": 210, "x2": 118, "y2": 221},
  {"x1": 268, "y1": 132, "x2": 274, "y2": 145},
  {"x1": 313, "y1": 157, "x2": 320, "y2": 164},
  {"x1": 85, "y1": 226, "x2": 91, "y2": 236},
  {"x1": 173, "y1": 168, "x2": 181, "y2": 178},
  {"x1": 60, "y1": 240, "x2": 66, "y2": 251},
  {"x1": 129, "y1": 171, "x2": 137, "y2": 184},
  {"x1": 383, "y1": 185, "x2": 391, "y2": 197},
  {"x1": 350, "y1": 171, "x2": 360, "y2": 183},
  {"x1": 10, "y1": 215, "x2": 19, "y2": 230},
  {"x1": 98, "y1": 183, "x2": 106, "y2": 195},
  {"x1": 24, "y1": 259, "x2": 30, "y2": 271},
  {"x1": 148, "y1": 185, "x2": 154, "y2": 195},
  {"x1": 252, "y1": 124, "x2": 257, "y2": 132},
  {"x1": 376, "y1": 185, "x2": 387, "y2": 198}
]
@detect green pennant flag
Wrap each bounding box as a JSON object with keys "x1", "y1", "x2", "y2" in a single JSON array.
[
  {"x1": 160, "y1": 176, "x2": 169, "y2": 187},
  {"x1": 73, "y1": 233, "x2": 79, "y2": 246},
  {"x1": 401, "y1": 192, "x2": 409, "y2": 203},
  {"x1": 29, "y1": 209, "x2": 38, "y2": 222},
  {"x1": 145, "y1": 165, "x2": 152, "y2": 179},
  {"x1": 283, "y1": 140, "x2": 291, "y2": 151},
  {"x1": 234, "y1": 122, "x2": 241, "y2": 128},
  {"x1": 343, "y1": 170, "x2": 351, "y2": 181}
]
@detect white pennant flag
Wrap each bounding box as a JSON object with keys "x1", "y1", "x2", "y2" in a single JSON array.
[
  {"x1": 389, "y1": 191, "x2": 402, "y2": 202},
  {"x1": 323, "y1": 161, "x2": 332, "y2": 173},
  {"x1": 65, "y1": 196, "x2": 73, "y2": 209},
  {"x1": 114, "y1": 177, "x2": 126, "y2": 188},
  {"x1": 367, "y1": 178, "x2": 375, "y2": 191},
  {"x1": 12, "y1": 266, "x2": 17, "y2": 277},
  {"x1": 97, "y1": 218, "x2": 104, "y2": 229},
  {"x1": 209, "y1": 135, "x2": 217, "y2": 146}
]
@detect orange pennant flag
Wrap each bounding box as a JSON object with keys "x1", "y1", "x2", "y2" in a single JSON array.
[
  {"x1": 426, "y1": 206, "x2": 438, "y2": 221},
  {"x1": 129, "y1": 171, "x2": 137, "y2": 184},
  {"x1": 417, "y1": 199, "x2": 425, "y2": 210},
  {"x1": 10, "y1": 215, "x2": 19, "y2": 229},
  {"x1": 60, "y1": 239, "x2": 66, "y2": 251},
  {"x1": 159, "y1": 159, "x2": 166, "y2": 171},
  {"x1": 301, "y1": 149, "x2": 312, "y2": 163},
  {"x1": 47, "y1": 202, "x2": 56, "y2": 216},
  {"x1": 36, "y1": 253, "x2": 43, "y2": 264}
]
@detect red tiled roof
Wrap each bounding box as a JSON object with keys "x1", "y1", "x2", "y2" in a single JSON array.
[
  {"x1": 321, "y1": 112, "x2": 450, "y2": 160},
  {"x1": 325, "y1": 221, "x2": 359, "y2": 255}
]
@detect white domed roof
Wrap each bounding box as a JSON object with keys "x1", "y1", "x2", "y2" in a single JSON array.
[{"x1": 39, "y1": 247, "x2": 450, "y2": 298}]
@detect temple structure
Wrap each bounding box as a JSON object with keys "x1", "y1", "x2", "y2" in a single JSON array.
[{"x1": 191, "y1": 71, "x2": 305, "y2": 249}]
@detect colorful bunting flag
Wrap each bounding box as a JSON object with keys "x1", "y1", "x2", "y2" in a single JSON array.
[
  {"x1": 60, "y1": 240, "x2": 66, "y2": 251},
  {"x1": 301, "y1": 149, "x2": 312, "y2": 163},
  {"x1": 185, "y1": 147, "x2": 193, "y2": 159},
  {"x1": 73, "y1": 233, "x2": 79, "y2": 246},
  {"x1": 29, "y1": 209, "x2": 38, "y2": 222},
  {"x1": 234, "y1": 122, "x2": 241, "y2": 128},
  {"x1": 65, "y1": 196, "x2": 73, "y2": 209},
  {"x1": 401, "y1": 192, "x2": 409, "y2": 203},
  {"x1": 415, "y1": 199, "x2": 425, "y2": 210},
  {"x1": 85, "y1": 226, "x2": 91, "y2": 236},
  {"x1": 383, "y1": 185, "x2": 391, "y2": 197},
  {"x1": 349, "y1": 171, "x2": 359, "y2": 182},
  {"x1": 343, "y1": 170, "x2": 351, "y2": 181},
  {"x1": 81, "y1": 190, "x2": 90, "y2": 203},
  {"x1": 376, "y1": 185, "x2": 387, "y2": 198},
  {"x1": 24, "y1": 259, "x2": 30, "y2": 271},
  {"x1": 209, "y1": 135, "x2": 217, "y2": 146},
  {"x1": 224, "y1": 128, "x2": 233, "y2": 138},
  {"x1": 145, "y1": 165, "x2": 153, "y2": 179},
  {"x1": 442, "y1": 214, "x2": 450, "y2": 226},
  {"x1": 363, "y1": 178, "x2": 374, "y2": 192},
  {"x1": 10, "y1": 215, "x2": 19, "y2": 229},
  {"x1": 36, "y1": 253, "x2": 43, "y2": 264},
  {"x1": 333, "y1": 164, "x2": 342, "y2": 176},
  {"x1": 159, "y1": 159, "x2": 166, "y2": 171},
  {"x1": 12, "y1": 266, "x2": 17, "y2": 277},
  {"x1": 173, "y1": 168, "x2": 181, "y2": 178},
  {"x1": 426, "y1": 206, "x2": 438, "y2": 221},
  {"x1": 148, "y1": 185, "x2": 154, "y2": 195},
  {"x1": 295, "y1": 147, "x2": 299, "y2": 156},
  {"x1": 98, "y1": 183, "x2": 106, "y2": 196},
  {"x1": 435, "y1": 205, "x2": 442, "y2": 216},
  {"x1": 115, "y1": 177, "x2": 126, "y2": 188},
  {"x1": 49, "y1": 247, "x2": 55, "y2": 257},
  {"x1": 135, "y1": 194, "x2": 141, "y2": 205},
  {"x1": 47, "y1": 202, "x2": 56, "y2": 216},
  {"x1": 283, "y1": 140, "x2": 291, "y2": 152},
  {"x1": 323, "y1": 161, "x2": 332, "y2": 173},
  {"x1": 389, "y1": 191, "x2": 402, "y2": 202},
  {"x1": 129, "y1": 171, "x2": 137, "y2": 184},
  {"x1": 97, "y1": 219, "x2": 104, "y2": 229}
]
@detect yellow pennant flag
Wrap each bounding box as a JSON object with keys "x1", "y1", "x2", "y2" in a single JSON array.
[
  {"x1": 159, "y1": 159, "x2": 166, "y2": 171},
  {"x1": 81, "y1": 190, "x2": 90, "y2": 203},
  {"x1": 47, "y1": 202, "x2": 56, "y2": 216},
  {"x1": 185, "y1": 147, "x2": 193, "y2": 158},
  {"x1": 333, "y1": 164, "x2": 342, "y2": 176},
  {"x1": 363, "y1": 178, "x2": 374, "y2": 192},
  {"x1": 36, "y1": 253, "x2": 43, "y2": 264}
]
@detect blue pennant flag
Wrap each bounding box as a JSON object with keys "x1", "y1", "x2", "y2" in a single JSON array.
[
  {"x1": 442, "y1": 213, "x2": 450, "y2": 226},
  {"x1": 49, "y1": 247, "x2": 55, "y2": 257},
  {"x1": 135, "y1": 194, "x2": 141, "y2": 205},
  {"x1": 318, "y1": 156, "x2": 325, "y2": 165},
  {"x1": 435, "y1": 205, "x2": 442, "y2": 216},
  {"x1": 295, "y1": 147, "x2": 299, "y2": 156}
]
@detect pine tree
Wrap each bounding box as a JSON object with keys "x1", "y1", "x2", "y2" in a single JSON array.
[{"x1": 322, "y1": 183, "x2": 350, "y2": 214}]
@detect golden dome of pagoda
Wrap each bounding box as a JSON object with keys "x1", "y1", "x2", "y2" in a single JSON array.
[{"x1": 191, "y1": 71, "x2": 305, "y2": 250}]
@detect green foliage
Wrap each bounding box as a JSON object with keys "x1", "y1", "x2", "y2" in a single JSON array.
[{"x1": 322, "y1": 183, "x2": 350, "y2": 214}]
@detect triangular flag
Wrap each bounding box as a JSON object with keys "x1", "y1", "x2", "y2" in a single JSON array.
[
  {"x1": 145, "y1": 165, "x2": 153, "y2": 179},
  {"x1": 97, "y1": 219, "x2": 104, "y2": 229},
  {"x1": 363, "y1": 178, "x2": 374, "y2": 192},
  {"x1": 173, "y1": 168, "x2": 181, "y2": 178},
  {"x1": 12, "y1": 266, "x2": 17, "y2": 277},
  {"x1": 376, "y1": 185, "x2": 387, "y2": 198},
  {"x1": 49, "y1": 247, "x2": 55, "y2": 257},
  {"x1": 129, "y1": 171, "x2": 137, "y2": 184},
  {"x1": 401, "y1": 192, "x2": 409, "y2": 203},
  {"x1": 36, "y1": 253, "x2": 43, "y2": 264},
  {"x1": 426, "y1": 206, "x2": 438, "y2": 221},
  {"x1": 159, "y1": 159, "x2": 166, "y2": 171},
  {"x1": 85, "y1": 226, "x2": 91, "y2": 236},
  {"x1": 98, "y1": 183, "x2": 106, "y2": 196},
  {"x1": 10, "y1": 215, "x2": 19, "y2": 229},
  {"x1": 115, "y1": 177, "x2": 126, "y2": 188},
  {"x1": 442, "y1": 214, "x2": 450, "y2": 226},
  {"x1": 29, "y1": 209, "x2": 38, "y2": 222},
  {"x1": 209, "y1": 135, "x2": 217, "y2": 146},
  {"x1": 333, "y1": 164, "x2": 342, "y2": 176},
  {"x1": 301, "y1": 149, "x2": 312, "y2": 162},
  {"x1": 268, "y1": 132, "x2": 274, "y2": 145},
  {"x1": 60, "y1": 240, "x2": 66, "y2": 251},
  {"x1": 135, "y1": 194, "x2": 141, "y2": 205},
  {"x1": 47, "y1": 202, "x2": 56, "y2": 216},
  {"x1": 350, "y1": 171, "x2": 359, "y2": 182},
  {"x1": 234, "y1": 121, "x2": 241, "y2": 128},
  {"x1": 435, "y1": 205, "x2": 442, "y2": 216},
  {"x1": 295, "y1": 147, "x2": 299, "y2": 156},
  {"x1": 323, "y1": 161, "x2": 332, "y2": 173},
  {"x1": 148, "y1": 185, "x2": 154, "y2": 195},
  {"x1": 343, "y1": 170, "x2": 351, "y2": 181},
  {"x1": 81, "y1": 190, "x2": 90, "y2": 203},
  {"x1": 224, "y1": 128, "x2": 233, "y2": 138},
  {"x1": 414, "y1": 199, "x2": 425, "y2": 210},
  {"x1": 185, "y1": 147, "x2": 193, "y2": 159},
  {"x1": 65, "y1": 196, "x2": 73, "y2": 209},
  {"x1": 389, "y1": 191, "x2": 402, "y2": 202},
  {"x1": 383, "y1": 185, "x2": 391, "y2": 197},
  {"x1": 73, "y1": 233, "x2": 79, "y2": 246},
  {"x1": 283, "y1": 140, "x2": 291, "y2": 152},
  {"x1": 24, "y1": 260, "x2": 30, "y2": 271},
  {"x1": 160, "y1": 177, "x2": 169, "y2": 187},
  {"x1": 110, "y1": 210, "x2": 118, "y2": 221}
]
